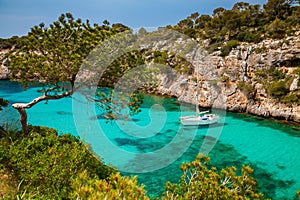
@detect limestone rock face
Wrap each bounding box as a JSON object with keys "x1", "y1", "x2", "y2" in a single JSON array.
[
  {"x1": 290, "y1": 76, "x2": 299, "y2": 91},
  {"x1": 0, "y1": 65, "x2": 10, "y2": 79},
  {"x1": 0, "y1": 50, "x2": 10, "y2": 79},
  {"x1": 155, "y1": 33, "x2": 300, "y2": 123}
]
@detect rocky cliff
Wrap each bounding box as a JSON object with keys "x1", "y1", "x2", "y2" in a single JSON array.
[
  {"x1": 0, "y1": 49, "x2": 10, "y2": 79},
  {"x1": 155, "y1": 32, "x2": 300, "y2": 123}
]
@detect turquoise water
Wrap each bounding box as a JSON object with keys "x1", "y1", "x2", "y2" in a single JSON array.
[{"x1": 1, "y1": 80, "x2": 300, "y2": 199}]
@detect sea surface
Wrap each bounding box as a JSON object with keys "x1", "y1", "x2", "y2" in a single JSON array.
[{"x1": 0, "y1": 80, "x2": 300, "y2": 199}]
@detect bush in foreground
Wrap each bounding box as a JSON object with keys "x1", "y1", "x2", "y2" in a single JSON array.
[
  {"x1": 0, "y1": 126, "x2": 268, "y2": 199},
  {"x1": 163, "y1": 155, "x2": 264, "y2": 200},
  {"x1": 0, "y1": 126, "x2": 117, "y2": 199}
]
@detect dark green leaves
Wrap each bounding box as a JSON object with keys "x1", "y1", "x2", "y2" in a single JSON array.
[
  {"x1": 1, "y1": 126, "x2": 116, "y2": 199},
  {"x1": 0, "y1": 98, "x2": 8, "y2": 111}
]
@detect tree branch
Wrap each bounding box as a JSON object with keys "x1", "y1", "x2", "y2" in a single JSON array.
[{"x1": 12, "y1": 87, "x2": 74, "y2": 110}]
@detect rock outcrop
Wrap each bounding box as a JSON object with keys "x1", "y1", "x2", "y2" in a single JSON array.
[
  {"x1": 155, "y1": 32, "x2": 300, "y2": 123},
  {"x1": 0, "y1": 49, "x2": 10, "y2": 79}
]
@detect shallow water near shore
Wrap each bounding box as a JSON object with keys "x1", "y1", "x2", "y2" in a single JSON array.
[{"x1": 1, "y1": 80, "x2": 300, "y2": 199}]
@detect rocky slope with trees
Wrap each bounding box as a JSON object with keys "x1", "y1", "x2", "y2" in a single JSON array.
[
  {"x1": 154, "y1": 0, "x2": 300, "y2": 123},
  {"x1": 154, "y1": 32, "x2": 300, "y2": 122}
]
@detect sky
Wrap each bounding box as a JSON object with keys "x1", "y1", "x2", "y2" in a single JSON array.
[{"x1": 0, "y1": 0, "x2": 267, "y2": 38}]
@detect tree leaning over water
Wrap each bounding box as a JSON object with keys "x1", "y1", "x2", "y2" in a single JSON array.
[{"x1": 8, "y1": 13, "x2": 129, "y2": 134}]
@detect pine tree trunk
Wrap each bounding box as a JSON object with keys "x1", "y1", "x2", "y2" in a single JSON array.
[{"x1": 15, "y1": 107, "x2": 28, "y2": 134}]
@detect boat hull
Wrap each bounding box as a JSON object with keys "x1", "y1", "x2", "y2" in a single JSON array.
[{"x1": 180, "y1": 115, "x2": 219, "y2": 126}]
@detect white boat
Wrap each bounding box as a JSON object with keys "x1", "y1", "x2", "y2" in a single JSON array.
[
  {"x1": 180, "y1": 111, "x2": 219, "y2": 126},
  {"x1": 180, "y1": 69, "x2": 219, "y2": 126}
]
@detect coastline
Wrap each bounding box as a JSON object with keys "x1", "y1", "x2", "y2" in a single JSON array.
[{"x1": 1, "y1": 32, "x2": 300, "y2": 124}]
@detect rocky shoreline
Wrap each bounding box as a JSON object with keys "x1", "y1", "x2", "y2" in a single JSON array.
[{"x1": 1, "y1": 33, "x2": 300, "y2": 123}]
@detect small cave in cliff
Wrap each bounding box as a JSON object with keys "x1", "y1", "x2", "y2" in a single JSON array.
[{"x1": 281, "y1": 58, "x2": 300, "y2": 68}]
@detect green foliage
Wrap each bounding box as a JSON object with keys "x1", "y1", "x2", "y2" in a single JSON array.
[
  {"x1": 96, "y1": 89, "x2": 144, "y2": 120},
  {"x1": 0, "y1": 36, "x2": 24, "y2": 50},
  {"x1": 221, "y1": 75, "x2": 229, "y2": 82},
  {"x1": 171, "y1": 0, "x2": 299, "y2": 48},
  {"x1": 236, "y1": 32, "x2": 261, "y2": 43},
  {"x1": 254, "y1": 68, "x2": 285, "y2": 84},
  {"x1": 292, "y1": 67, "x2": 300, "y2": 77},
  {"x1": 0, "y1": 98, "x2": 8, "y2": 111},
  {"x1": 70, "y1": 171, "x2": 149, "y2": 200},
  {"x1": 237, "y1": 81, "x2": 256, "y2": 98},
  {"x1": 254, "y1": 46, "x2": 268, "y2": 54},
  {"x1": 7, "y1": 13, "x2": 139, "y2": 134},
  {"x1": 153, "y1": 50, "x2": 169, "y2": 64},
  {"x1": 253, "y1": 67, "x2": 300, "y2": 104},
  {"x1": 8, "y1": 13, "x2": 121, "y2": 86},
  {"x1": 267, "y1": 18, "x2": 287, "y2": 39},
  {"x1": 163, "y1": 154, "x2": 264, "y2": 199},
  {"x1": 146, "y1": 50, "x2": 192, "y2": 75},
  {"x1": 267, "y1": 80, "x2": 289, "y2": 97},
  {"x1": 282, "y1": 92, "x2": 300, "y2": 104},
  {"x1": 206, "y1": 42, "x2": 222, "y2": 54},
  {"x1": 98, "y1": 51, "x2": 146, "y2": 88},
  {"x1": 0, "y1": 126, "x2": 116, "y2": 199},
  {"x1": 270, "y1": 69, "x2": 286, "y2": 80},
  {"x1": 263, "y1": 0, "x2": 292, "y2": 20},
  {"x1": 183, "y1": 28, "x2": 197, "y2": 38},
  {"x1": 220, "y1": 40, "x2": 239, "y2": 57}
]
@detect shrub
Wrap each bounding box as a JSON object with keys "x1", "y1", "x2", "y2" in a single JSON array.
[
  {"x1": 267, "y1": 18, "x2": 287, "y2": 39},
  {"x1": 282, "y1": 93, "x2": 300, "y2": 104},
  {"x1": 237, "y1": 81, "x2": 256, "y2": 98},
  {"x1": 254, "y1": 69, "x2": 268, "y2": 80},
  {"x1": 270, "y1": 69, "x2": 285, "y2": 80},
  {"x1": 236, "y1": 32, "x2": 261, "y2": 43},
  {"x1": 70, "y1": 171, "x2": 149, "y2": 200},
  {"x1": 206, "y1": 42, "x2": 222, "y2": 54},
  {"x1": 267, "y1": 80, "x2": 289, "y2": 97},
  {"x1": 1, "y1": 126, "x2": 116, "y2": 199},
  {"x1": 220, "y1": 40, "x2": 239, "y2": 57},
  {"x1": 163, "y1": 154, "x2": 264, "y2": 199},
  {"x1": 254, "y1": 46, "x2": 268, "y2": 54}
]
